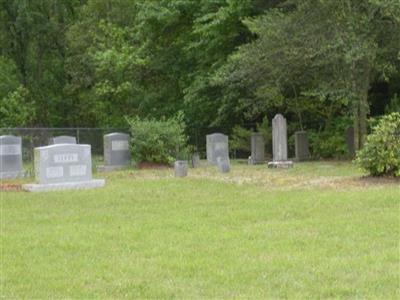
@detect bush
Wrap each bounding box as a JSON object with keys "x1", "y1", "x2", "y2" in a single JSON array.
[
  {"x1": 230, "y1": 125, "x2": 251, "y2": 153},
  {"x1": 356, "y1": 112, "x2": 400, "y2": 177},
  {"x1": 308, "y1": 116, "x2": 352, "y2": 159},
  {"x1": 127, "y1": 113, "x2": 188, "y2": 164}
]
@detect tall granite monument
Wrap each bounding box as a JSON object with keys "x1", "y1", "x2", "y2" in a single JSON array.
[
  {"x1": 0, "y1": 135, "x2": 25, "y2": 179},
  {"x1": 268, "y1": 114, "x2": 293, "y2": 168}
]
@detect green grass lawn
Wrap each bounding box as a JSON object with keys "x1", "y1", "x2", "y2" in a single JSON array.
[{"x1": 1, "y1": 161, "x2": 399, "y2": 298}]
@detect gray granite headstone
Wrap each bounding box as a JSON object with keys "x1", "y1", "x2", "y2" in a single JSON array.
[
  {"x1": 0, "y1": 135, "x2": 25, "y2": 179},
  {"x1": 346, "y1": 127, "x2": 355, "y2": 157},
  {"x1": 206, "y1": 133, "x2": 229, "y2": 165},
  {"x1": 191, "y1": 153, "x2": 200, "y2": 168},
  {"x1": 98, "y1": 132, "x2": 131, "y2": 171},
  {"x1": 217, "y1": 156, "x2": 230, "y2": 173},
  {"x1": 294, "y1": 131, "x2": 310, "y2": 161},
  {"x1": 22, "y1": 144, "x2": 104, "y2": 192},
  {"x1": 250, "y1": 133, "x2": 265, "y2": 164},
  {"x1": 174, "y1": 160, "x2": 188, "y2": 177},
  {"x1": 268, "y1": 114, "x2": 293, "y2": 168},
  {"x1": 50, "y1": 135, "x2": 77, "y2": 145}
]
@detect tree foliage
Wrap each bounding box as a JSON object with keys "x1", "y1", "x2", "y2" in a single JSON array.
[{"x1": 0, "y1": 0, "x2": 399, "y2": 157}]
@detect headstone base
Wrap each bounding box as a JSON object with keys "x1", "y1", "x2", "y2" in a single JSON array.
[
  {"x1": 0, "y1": 170, "x2": 26, "y2": 180},
  {"x1": 22, "y1": 179, "x2": 105, "y2": 192},
  {"x1": 267, "y1": 161, "x2": 294, "y2": 169},
  {"x1": 97, "y1": 165, "x2": 130, "y2": 172},
  {"x1": 217, "y1": 157, "x2": 230, "y2": 173}
]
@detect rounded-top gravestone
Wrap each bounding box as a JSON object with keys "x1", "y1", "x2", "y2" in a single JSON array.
[
  {"x1": 268, "y1": 114, "x2": 293, "y2": 168},
  {"x1": 0, "y1": 135, "x2": 25, "y2": 179}
]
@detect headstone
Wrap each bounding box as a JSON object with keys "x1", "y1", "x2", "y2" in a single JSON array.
[
  {"x1": 206, "y1": 133, "x2": 229, "y2": 165},
  {"x1": 22, "y1": 144, "x2": 105, "y2": 192},
  {"x1": 217, "y1": 156, "x2": 230, "y2": 173},
  {"x1": 98, "y1": 132, "x2": 131, "y2": 172},
  {"x1": 191, "y1": 153, "x2": 200, "y2": 168},
  {"x1": 50, "y1": 135, "x2": 77, "y2": 145},
  {"x1": 294, "y1": 131, "x2": 310, "y2": 161},
  {"x1": 250, "y1": 133, "x2": 265, "y2": 164},
  {"x1": 346, "y1": 127, "x2": 355, "y2": 157},
  {"x1": 174, "y1": 160, "x2": 188, "y2": 177},
  {"x1": 268, "y1": 114, "x2": 293, "y2": 168},
  {"x1": 0, "y1": 135, "x2": 25, "y2": 179}
]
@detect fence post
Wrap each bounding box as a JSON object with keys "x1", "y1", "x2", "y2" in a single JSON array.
[{"x1": 77, "y1": 128, "x2": 80, "y2": 144}]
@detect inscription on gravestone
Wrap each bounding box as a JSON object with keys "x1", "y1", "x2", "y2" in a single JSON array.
[
  {"x1": 49, "y1": 135, "x2": 77, "y2": 145},
  {"x1": 0, "y1": 135, "x2": 25, "y2": 179},
  {"x1": 206, "y1": 133, "x2": 229, "y2": 165}
]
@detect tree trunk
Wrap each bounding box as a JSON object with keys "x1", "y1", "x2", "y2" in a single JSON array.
[{"x1": 352, "y1": 60, "x2": 370, "y2": 152}]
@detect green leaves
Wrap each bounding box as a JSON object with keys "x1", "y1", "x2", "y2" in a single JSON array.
[
  {"x1": 127, "y1": 112, "x2": 188, "y2": 164},
  {"x1": 356, "y1": 112, "x2": 400, "y2": 177}
]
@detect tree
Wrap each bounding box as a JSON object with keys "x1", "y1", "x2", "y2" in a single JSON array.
[{"x1": 216, "y1": 0, "x2": 400, "y2": 150}]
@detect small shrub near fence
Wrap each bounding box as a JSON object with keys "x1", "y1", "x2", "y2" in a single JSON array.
[
  {"x1": 126, "y1": 114, "x2": 188, "y2": 165},
  {"x1": 356, "y1": 112, "x2": 400, "y2": 177}
]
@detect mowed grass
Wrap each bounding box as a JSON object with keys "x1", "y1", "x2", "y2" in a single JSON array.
[{"x1": 1, "y1": 161, "x2": 399, "y2": 298}]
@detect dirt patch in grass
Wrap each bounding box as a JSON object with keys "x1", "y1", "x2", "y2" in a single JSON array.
[
  {"x1": 350, "y1": 176, "x2": 400, "y2": 186},
  {"x1": 0, "y1": 183, "x2": 23, "y2": 192}
]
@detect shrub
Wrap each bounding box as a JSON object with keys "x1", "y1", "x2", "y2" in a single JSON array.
[
  {"x1": 308, "y1": 116, "x2": 352, "y2": 159},
  {"x1": 230, "y1": 125, "x2": 251, "y2": 153},
  {"x1": 356, "y1": 112, "x2": 400, "y2": 177},
  {"x1": 127, "y1": 113, "x2": 188, "y2": 164}
]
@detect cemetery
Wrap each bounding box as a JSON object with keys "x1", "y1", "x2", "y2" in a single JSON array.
[
  {"x1": 1, "y1": 1, "x2": 399, "y2": 299},
  {"x1": 1, "y1": 113, "x2": 399, "y2": 298}
]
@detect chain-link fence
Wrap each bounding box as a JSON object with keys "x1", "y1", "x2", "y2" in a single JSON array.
[{"x1": 0, "y1": 127, "x2": 129, "y2": 175}]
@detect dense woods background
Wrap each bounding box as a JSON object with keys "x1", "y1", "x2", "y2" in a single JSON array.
[{"x1": 1, "y1": 0, "x2": 399, "y2": 154}]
